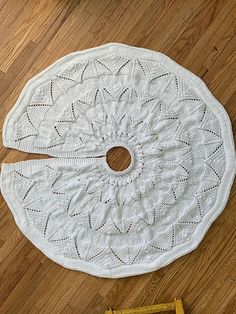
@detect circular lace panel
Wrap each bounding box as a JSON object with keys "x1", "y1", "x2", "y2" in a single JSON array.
[{"x1": 1, "y1": 43, "x2": 235, "y2": 278}]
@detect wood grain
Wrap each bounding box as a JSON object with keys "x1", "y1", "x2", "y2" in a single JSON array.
[
  {"x1": 106, "y1": 147, "x2": 131, "y2": 172},
  {"x1": 0, "y1": 0, "x2": 235, "y2": 313}
]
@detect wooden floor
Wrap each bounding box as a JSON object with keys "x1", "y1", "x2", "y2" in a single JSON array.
[{"x1": 0, "y1": 0, "x2": 236, "y2": 313}]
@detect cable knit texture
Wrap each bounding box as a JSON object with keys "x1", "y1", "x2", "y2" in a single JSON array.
[{"x1": 1, "y1": 44, "x2": 235, "y2": 278}]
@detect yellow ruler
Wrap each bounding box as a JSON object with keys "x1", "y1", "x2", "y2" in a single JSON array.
[{"x1": 105, "y1": 298, "x2": 184, "y2": 314}]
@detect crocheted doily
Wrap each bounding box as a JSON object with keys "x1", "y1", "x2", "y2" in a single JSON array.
[{"x1": 1, "y1": 44, "x2": 235, "y2": 278}]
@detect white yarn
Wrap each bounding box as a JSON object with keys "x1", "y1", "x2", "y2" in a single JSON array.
[{"x1": 1, "y1": 43, "x2": 235, "y2": 278}]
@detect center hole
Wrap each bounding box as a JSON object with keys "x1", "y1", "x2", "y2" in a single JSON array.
[{"x1": 106, "y1": 146, "x2": 131, "y2": 172}]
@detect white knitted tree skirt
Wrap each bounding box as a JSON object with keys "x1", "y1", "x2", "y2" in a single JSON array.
[{"x1": 1, "y1": 43, "x2": 235, "y2": 278}]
